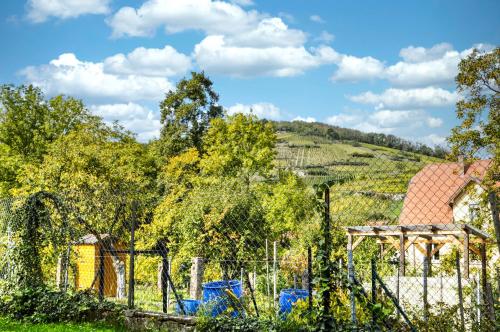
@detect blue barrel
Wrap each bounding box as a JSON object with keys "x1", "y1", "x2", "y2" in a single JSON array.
[
  {"x1": 175, "y1": 299, "x2": 201, "y2": 316},
  {"x1": 279, "y1": 289, "x2": 309, "y2": 315},
  {"x1": 202, "y1": 280, "x2": 242, "y2": 317}
]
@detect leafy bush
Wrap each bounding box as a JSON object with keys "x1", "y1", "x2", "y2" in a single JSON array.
[
  {"x1": 0, "y1": 286, "x2": 124, "y2": 324},
  {"x1": 196, "y1": 316, "x2": 312, "y2": 332}
]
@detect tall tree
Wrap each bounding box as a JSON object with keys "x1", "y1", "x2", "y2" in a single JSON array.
[
  {"x1": 449, "y1": 47, "x2": 499, "y2": 253},
  {"x1": 0, "y1": 85, "x2": 93, "y2": 162},
  {"x1": 159, "y1": 72, "x2": 223, "y2": 157}
]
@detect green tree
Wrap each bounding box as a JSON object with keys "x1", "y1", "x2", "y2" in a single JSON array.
[
  {"x1": 0, "y1": 85, "x2": 94, "y2": 162},
  {"x1": 159, "y1": 72, "x2": 223, "y2": 157},
  {"x1": 449, "y1": 47, "x2": 500, "y2": 255},
  {"x1": 0, "y1": 85, "x2": 95, "y2": 195}
]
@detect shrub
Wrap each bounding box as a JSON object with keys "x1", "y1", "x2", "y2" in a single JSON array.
[{"x1": 0, "y1": 285, "x2": 124, "y2": 324}]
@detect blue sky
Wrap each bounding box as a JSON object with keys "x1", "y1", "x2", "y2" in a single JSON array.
[{"x1": 1, "y1": 0, "x2": 498, "y2": 144}]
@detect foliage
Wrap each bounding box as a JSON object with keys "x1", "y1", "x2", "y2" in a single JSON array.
[
  {"x1": 15, "y1": 121, "x2": 157, "y2": 241},
  {"x1": 0, "y1": 85, "x2": 95, "y2": 195},
  {"x1": 449, "y1": 47, "x2": 499, "y2": 185},
  {"x1": 159, "y1": 72, "x2": 223, "y2": 157},
  {"x1": 0, "y1": 285, "x2": 123, "y2": 324},
  {"x1": 0, "y1": 316, "x2": 125, "y2": 332},
  {"x1": 196, "y1": 315, "x2": 312, "y2": 332}
]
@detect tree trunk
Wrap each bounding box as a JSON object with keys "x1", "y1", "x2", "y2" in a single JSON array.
[{"x1": 488, "y1": 192, "x2": 500, "y2": 255}]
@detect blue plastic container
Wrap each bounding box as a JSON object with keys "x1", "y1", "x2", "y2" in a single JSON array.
[
  {"x1": 279, "y1": 289, "x2": 309, "y2": 316},
  {"x1": 175, "y1": 299, "x2": 201, "y2": 316},
  {"x1": 202, "y1": 280, "x2": 242, "y2": 317}
]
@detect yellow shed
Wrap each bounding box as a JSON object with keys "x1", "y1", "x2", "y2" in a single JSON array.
[{"x1": 74, "y1": 234, "x2": 127, "y2": 298}]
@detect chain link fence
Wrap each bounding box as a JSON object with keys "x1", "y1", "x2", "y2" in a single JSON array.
[{"x1": 0, "y1": 136, "x2": 498, "y2": 331}]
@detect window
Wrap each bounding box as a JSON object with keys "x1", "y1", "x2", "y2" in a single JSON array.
[
  {"x1": 432, "y1": 243, "x2": 440, "y2": 260},
  {"x1": 469, "y1": 203, "x2": 480, "y2": 222}
]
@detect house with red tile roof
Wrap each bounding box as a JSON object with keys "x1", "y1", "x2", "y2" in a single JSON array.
[{"x1": 399, "y1": 159, "x2": 493, "y2": 263}]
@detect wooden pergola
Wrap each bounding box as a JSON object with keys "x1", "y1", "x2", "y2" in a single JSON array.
[{"x1": 345, "y1": 223, "x2": 490, "y2": 279}]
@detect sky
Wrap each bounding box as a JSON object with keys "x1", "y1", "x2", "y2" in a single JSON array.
[{"x1": 0, "y1": 0, "x2": 498, "y2": 144}]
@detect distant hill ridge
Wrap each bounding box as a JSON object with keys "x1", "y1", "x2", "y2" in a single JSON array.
[{"x1": 272, "y1": 120, "x2": 447, "y2": 158}]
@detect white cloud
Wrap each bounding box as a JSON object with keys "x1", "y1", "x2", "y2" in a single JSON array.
[
  {"x1": 103, "y1": 45, "x2": 191, "y2": 77},
  {"x1": 349, "y1": 87, "x2": 457, "y2": 109},
  {"x1": 325, "y1": 113, "x2": 360, "y2": 127},
  {"x1": 230, "y1": 0, "x2": 254, "y2": 6},
  {"x1": 194, "y1": 36, "x2": 338, "y2": 77},
  {"x1": 292, "y1": 116, "x2": 316, "y2": 123},
  {"x1": 325, "y1": 109, "x2": 443, "y2": 136},
  {"x1": 418, "y1": 134, "x2": 447, "y2": 147},
  {"x1": 107, "y1": 0, "x2": 262, "y2": 38},
  {"x1": 226, "y1": 17, "x2": 306, "y2": 47},
  {"x1": 331, "y1": 55, "x2": 385, "y2": 82},
  {"x1": 27, "y1": 0, "x2": 110, "y2": 23},
  {"x1": 399, "y1": 43, "x2": 454, "y2": 63},
  {"x1": 227, "y1": 102, "x2": 282, "y2": 120},
  {"x1": 90, "y1": 102, "x2": 161, "y2": 142},
  {"x1": 315, "y1": 31, "x2": 335, "y2": 43},
  {"x1": 310, "y1": 15, "x2": 325, "y2": 23},
  {"x1": 330, "y1": 43, "x2": 494, "y2": 87},
  {"x1": 20, "y1": 53, "x2": 173, "y2": 102}
]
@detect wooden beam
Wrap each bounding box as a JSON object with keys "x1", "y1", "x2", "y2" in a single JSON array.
[
  {"x1": 430, "y1": 243, "x2": 444, "y2": 258},
  {"x1": 399, "y1": 234, "x2": 405, "y2": 276},
  {"x1": 414, "y1": 243, "x2": 427, "y2": 255},
  {"x1": 352, "y1": 236, "x2": 366, "y2": 251},
  {"x1": 463, "y1": 232, "x2": 469, "y2": 279},
  {"x1": 426, "y1": 243, "x2": 433, "y2": 277}
]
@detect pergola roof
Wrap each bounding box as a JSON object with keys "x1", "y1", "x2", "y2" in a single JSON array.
[{"x1": 345, "y1": 223, "x2": 489, "y2": 240}]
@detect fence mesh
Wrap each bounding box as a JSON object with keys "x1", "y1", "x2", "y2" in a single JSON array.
[{"x1": 0, "y1": 134, "x2": 498, "y2": 331}]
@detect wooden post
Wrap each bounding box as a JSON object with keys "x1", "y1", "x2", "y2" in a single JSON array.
[
  {"x1": 161, "y1": 248, "x2": 169, "y2": 313},
  {"x1": 128, "y1": 209, "x2": 136, "y2": 309},
  {"x1": 347, "y1": 234, "x2": 357, "y2": 326},
  {"x1": 463, "y1": 231, "x2": 469, "y2": 279},
  {"x1": 425, "y1": 243, "x2": 432, "y2": 277},
  {"x1": 166, "y1": 256, "x2": 172, "y2": 313},
  {"x1": 480, "y1": 242, "x2": 487, "y2": 306},
  {"x1": 399, "y1": 234, "x2": 405, "y2": 276},
  {"x1": 455, "y1": 252, "x2": 465, "y2": 331},
  {"x1": 189, "y1": 257, "x2": 204, "y2": 299}
]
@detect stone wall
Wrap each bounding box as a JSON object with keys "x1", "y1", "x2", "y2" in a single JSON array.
[{"x1": 124, "y1": 310, "x2": 196, "y2": 331}]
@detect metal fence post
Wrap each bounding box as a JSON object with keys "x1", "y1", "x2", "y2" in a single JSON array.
[
  {"x1": 423, "y1": 256, "x2": 429, "y2": 326},
  {"x1": 347, "y1": 234, "x2": 357, "y2": 326},
  {"x1": 307, "y1": 246, "x2": 313, "y2": 311},
  {"x1": 128, "y1": 202, "x2": 136, "y2": 309},
  {"x1": 322, "y1": 187, "x2": 331, "y2": 318},
  {"x1": 273, "y1": 241, "x2": 277, "y2": 313},
  {"x1": 161, "y1": 244, "x2": 169, "y2": 313},
  {"x1": 371, "y1": 258, "x2": 377, "y2": 328},
  {"x1": 98, "y1": 245, "x2": 105, "y2": 302},
  {"x1": 455, "y1": 251, "x2": 465, "y2": 331}
]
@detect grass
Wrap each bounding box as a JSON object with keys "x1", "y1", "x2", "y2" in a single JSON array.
[{"x1": 0, "y1": 317, "x2": 125, "y2": 332}]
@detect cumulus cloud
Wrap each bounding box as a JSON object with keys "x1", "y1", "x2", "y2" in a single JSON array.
[
  {"x1": 418, "y1": 134, "x2": 447, "y2": 147},
  {"x1": 103, "y1": 45, "x2": 191, "y2": 77},
  {"x1": 227, "y1": 102, "x2": 282, "y2": 120},
  {"x1": 292, "y1": 116, "x2": 316, "y2": 123},
  {"x1": 330, "y1": 43, "x2": 493, "y2": 87},
  {"x1": 194, "y1": 36, "x2": 338, "y2": 77},
  {"x1": 315, "y1": 31, "x2": 335, "y2": 43},
  {"x1": 325, "y1": 109, "x2": 443, "y2": 135},
  {"x1": 349, "y1": 87, "x2": 457, "y2": 109},
  {"x1": 20, "y1": 53, "x2": 174, "y2": 102},
  {"x1": 27, "y1": 0, "x2": 110, "y2": 23},
  {"x1": 310, "y1": 15, "x2": 325, "y2": 23},
  {"x1": 107, "y1": 0, "x2": 262, "y2": 38},
  {"x1": 90, "y1": 102, "x2": 161, "y2": 142},
  {"x1": 331, "y1": 55, "x2": 385, "y2": 82}
]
